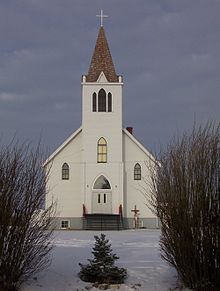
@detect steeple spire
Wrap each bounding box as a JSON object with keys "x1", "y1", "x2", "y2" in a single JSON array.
[{"x1": 86, "y1": 26, "x2": 118, "y2": 82}]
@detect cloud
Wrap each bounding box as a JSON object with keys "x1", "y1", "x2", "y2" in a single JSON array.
[
  {"x1": 0, "y1": 92, "x2": 26, "y2": 102},
  {"x1": 0, "y1": 0, "x2": 219, "y2": 152}
]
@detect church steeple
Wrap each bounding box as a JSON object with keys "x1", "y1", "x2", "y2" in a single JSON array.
[{"x1": 86, "y1": 27, "x2": 118, "y2": 82}]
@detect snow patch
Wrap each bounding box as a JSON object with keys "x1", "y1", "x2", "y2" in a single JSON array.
[{"x1": 22, "y1": 230, "x2": 180, "y2": 291}]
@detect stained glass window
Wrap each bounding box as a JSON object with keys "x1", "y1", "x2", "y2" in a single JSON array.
[{"x1": 97, "y1": 137, "x2": 107, "y2": 163}]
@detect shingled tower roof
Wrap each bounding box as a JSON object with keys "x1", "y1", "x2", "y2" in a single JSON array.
[{"x1": 86, "y1": 27, "x2": 118, "y2": 82}]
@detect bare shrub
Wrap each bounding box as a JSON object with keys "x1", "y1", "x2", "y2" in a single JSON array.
[
  {"x1": 0, "y1": 141, "x2": 55, "y2": 291},
  {"x1": 150, "y1": 123, "x2": 220, "y2": 290}
]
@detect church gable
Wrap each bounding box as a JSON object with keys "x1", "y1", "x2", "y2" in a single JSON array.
[{"x1": 97, "y1": 72, "x2": 108, "y2": 83}]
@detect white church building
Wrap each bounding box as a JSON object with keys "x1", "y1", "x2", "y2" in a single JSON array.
[{"x1": 44, "y1": 21, "x2": 157, "y2": 230}]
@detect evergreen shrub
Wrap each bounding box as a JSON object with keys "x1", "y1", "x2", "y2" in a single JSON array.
[{"x1": 78, "y1": 233, "x2": 127, "y2": 284}]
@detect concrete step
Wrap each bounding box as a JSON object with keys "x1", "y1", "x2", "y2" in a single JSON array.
[{"x1": 83, "y1": 214, "x2": 124, "y2": 230}]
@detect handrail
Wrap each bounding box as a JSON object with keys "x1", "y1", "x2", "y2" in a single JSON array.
[
  {"x1": 83, "y1": 204, "x2": 87, "y2": 216},
  {"x1": 119, "y1": 204, "x2": 123, "y2": 216},
  {"x1": 119, "y1": 204, "x2": 123, "y2": 229}
]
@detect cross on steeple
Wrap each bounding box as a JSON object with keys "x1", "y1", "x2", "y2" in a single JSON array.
[{"x1": 96, "y1": 9, "x2": 108, "y2": 27}]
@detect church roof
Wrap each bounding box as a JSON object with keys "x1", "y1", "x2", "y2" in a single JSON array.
[{"x1": 86, "y1": 27, "x2": 118, "y2": 82}]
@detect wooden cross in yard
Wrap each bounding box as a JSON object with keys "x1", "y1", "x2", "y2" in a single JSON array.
[{"x1": 131, "y1": 205, "x2": 140, "y2": 229}]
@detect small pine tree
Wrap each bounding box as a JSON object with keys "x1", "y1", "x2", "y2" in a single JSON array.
[{"x1": 78, "y1": 233, "x2": 127, "y2": 284}]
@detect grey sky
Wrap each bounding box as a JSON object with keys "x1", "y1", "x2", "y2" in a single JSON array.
[{"x1": 0, "y1": 0, "x2": 219, "y2": 154}]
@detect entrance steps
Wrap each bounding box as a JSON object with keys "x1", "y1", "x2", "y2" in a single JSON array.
[{"x1": 83, "y1": 214, "x2": 123, "y2": 230}]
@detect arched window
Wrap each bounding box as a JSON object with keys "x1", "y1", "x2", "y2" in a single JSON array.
[
  {"x1": 108, "y1": 92, "x2": 112, "y2": 112},
  {"x1": 92, "y1": 92, "x2": 97, "y2": 112},
  {"x1": 94, "y1": 175, "x2": 111, "y2": 189},
  {"x1": 97, "y1": 137, "x2": 107, "y2": 163},
  {"x1": 134, "y1": 163, "x2": 141, "y2": 180},
  {"x1": 62, "y1": 163, "x2": 69, "y2": 180},
  {"x1": 98, "y1": 89, "x2": 106, "y2": 112}
]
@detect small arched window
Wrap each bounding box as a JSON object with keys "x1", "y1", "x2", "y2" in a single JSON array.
[
  {"x1": 108, "y1": 92, "x2": 112, "y2": 112},
  {"x1": 92, "y1": 92, "x2": 97, "y2": 112},
  {"x1": 97, "y1": 137, "x2": 107, "y2": 163},
  {"x1": 98, "y1": 89, "x2": 106, "y2": 112},
  {"x1": 134, "y1": 163, "x2": 141, "y2": 180},
  {"x1": 62, "y1": 163, "x2": 69, "y2": 180}
]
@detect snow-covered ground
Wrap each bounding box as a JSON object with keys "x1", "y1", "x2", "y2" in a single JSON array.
[{"x1": 22, "y1": 230, "x2": 180, "y2": 291}]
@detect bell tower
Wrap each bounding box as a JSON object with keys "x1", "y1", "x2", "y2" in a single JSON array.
[
  {"x1": 82, "y1": 25, "x2": 123, "y2": 164},
  {"x1": 81, "y1": 17, "x2": 124, "y2": 214}
]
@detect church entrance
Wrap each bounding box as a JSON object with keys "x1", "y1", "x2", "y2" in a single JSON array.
[
  {"x1": 92, "y1": 175, "x2": 112, "y2": 214},
  {"x1": 92, "y1": 192, "x2": 112, "y2": 213}
]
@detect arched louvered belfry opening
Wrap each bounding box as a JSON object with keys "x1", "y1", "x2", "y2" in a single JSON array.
[
  {"x1": 97, "y1": 137, "x2": 107, "y2": 163},
  {"x1": 98, "y1": 89, "x2": 106, "y2": 112},
  {"x1": 134, "y1": 163, "x2": 141, "y2": 180},
  {"x1": 62, "y1": 163, "x2": 69, "y2": 180}
]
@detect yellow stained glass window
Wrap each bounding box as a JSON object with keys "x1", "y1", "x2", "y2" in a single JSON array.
[{"x1": 97, "y1": 137, "x2": 107, "y2": 163}]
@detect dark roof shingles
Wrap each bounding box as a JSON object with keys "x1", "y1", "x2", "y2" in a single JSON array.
[{"x1": 86, "y1": 27, "x2": 118, "y2": 82}]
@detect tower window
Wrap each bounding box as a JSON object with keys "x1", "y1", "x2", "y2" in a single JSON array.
[
  {"x1": 134, "y1": 163, "x2": 141, "y2": 180},
  {"x1": 92, "y1": 92, "x2": 97, "y2": 112},
  {"x1": 97, "y1": 137, "x2": 107, "y2": 163},
  {"x1": 108, "y1": 92, "x2": 112, "y2": 112},
  {"x1": 98, "y1": 89, "x2": 106, "y2": 112},
  {"x1": 62, "y1": 163, "x2": 69, "y2": 180}
]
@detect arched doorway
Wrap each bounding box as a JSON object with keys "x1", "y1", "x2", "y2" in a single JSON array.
[{"x1": 92, "y1": 175, "x2": 112, "y2": 214}]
